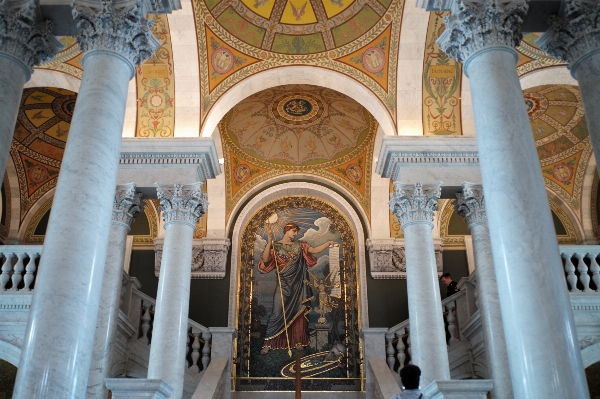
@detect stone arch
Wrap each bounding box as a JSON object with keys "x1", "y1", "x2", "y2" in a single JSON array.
[
  {"x1": 0, "y1": 339, "x2": 20, "y2": 367},
  {"x1": 581, "y1": 154, "x2": 598, "y2": 243},
  {"x1": 202, "y1": 66, "x2": 396, "y2": 138},
  {"x1": 582, "y1": 342, "x2": 600, "y2": 368},
  {"x1": 519, "y1": 65, "x2": 577, "y2": 90},
  {"x1": 227, "y1": 182, "x2": 369, "y2": 329},
  {"x1": 546, "y1": 190, "x2": 582, "y2": 244},
  {"x1": 18, "y1": 188, "x2": 55, "y2": 243},
  {"x1": 26, "y1": 69, "x2": 81, "y2": 93}
]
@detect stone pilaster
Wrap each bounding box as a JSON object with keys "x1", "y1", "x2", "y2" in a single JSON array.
[
  {"x1": 437, "y1": 0, "x2": 528, "y2": 66},
  {"x1": 389, "y1": 182, "x2": 449, "y2": 387},
  {"x1": 455, "y1": 183, "x2": 513, "y2": 399},
  {"x1": 149, "y1": 182, "x2": 208, "y2": 399},
  {"x1": 88, "y1": 183, "x2": 141, "y2": 399}
]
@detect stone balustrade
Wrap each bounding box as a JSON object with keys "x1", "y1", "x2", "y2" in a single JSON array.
[
  {"x1": 560, "y1": 245, "x2": 600, "y2": 293},
  {"x1": 0, "y1": 245, "x2": 41, "y2": 291}
]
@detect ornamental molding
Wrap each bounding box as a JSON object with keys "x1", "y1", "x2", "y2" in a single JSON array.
[
  {"x1": 376, "y1": 136, "x2": 479, "y2": 181},
  {"x1": 156, "y1": 182, "x2": 208, "y2": 228},
  {"x1": 538, "y1": 0, "x2": 600, "y2": 73},
  {"x1": 366, "y1": 238, "x2": 443, "y2": 279},
  {"x1": 154, "y1": 237, "x2": 230, "y2": 279},
  {"x1": 389, "y1": 182, "x2": 442, "y2": 228},
  {"x1": 454, "y1": 182, "x2": 487, "y2": 228},
  {"x1": 112, "y1": 183, "x2": 142, "y2": 228},
  {"x1": 0, "y1": 0, "x2": 62, "y2": 77},
  {"x1": 72, "y1": 0, "x2": 160, "y2": 69},
  {"x1": 437, "y1": 0, "x2": 529, "y2": 64}
]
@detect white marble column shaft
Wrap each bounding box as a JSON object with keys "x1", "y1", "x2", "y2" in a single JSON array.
[
  {"x1": 12, "y1": 3, "x2": 158, "y2": 398},
  {"x1": 455, "y1": 184, "x2": 512, "y2": 399},
  {"x1": 0, "y1": 0, "x2": 61, "y2": 181},
  {"x1": 438, "y1": 3, "x2": 588, "y2": 396},
  {"x1": 87, "y1": 184, "x2": 141, "y2": 399},
  {"x1": 390, "y1": 182, "x2": 449, "y2": 387},
  {"x1": 147, "y1": 182, "x2": 208, "y2": 399}
]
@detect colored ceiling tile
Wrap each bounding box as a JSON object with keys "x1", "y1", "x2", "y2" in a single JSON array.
[
  {"x1": 24, "y1": 109, "x2": 54, "y2": 128},
  {"x1": 321, "y1": 0, "x2": 354, "y2": 19},
  {"x1": 336, "y1": 24, "x2": 391, "y2": 91},
  {"x1": 44, "y1": 121, "x2": 71, "y2": 143},
  {"x1": 228, "y1": 151, "x2": 270, "y2": 197},
  {"x1": 216, "y1": 7, "x2": 266, "y2": 48},
  {"x1": 326, "y1": 150, "x2": 367, "y2": 195},
  {"x1": 18, "y1": 153, "x2": 60, "y2": 196},
  {"x1": 206, "y1": 25, "x2": 261, "y2": 92},
  {"x1": 516, "y1": 33, "x2": 566, "y2": 77},
  {"x1": 280, "y1": 0, "x2": 318, "y2": 24},
  {"x1": 271, "y1": 32, "x2": 325, "y2": 53},
  {"x1": 331, "y1": 6, "x2": 379, "y2": 47},
  {"x1": 242, "y1": 0, "x2": 276, "y2": 19},
  {"x1": 136, "y1": 15, "x2": 176, "y2": 137},
  {"x1": 541, "y1": 151, "x2": 583, "y2": 196},
  {"x1": 422, "y1": 12, "x2": 462, "y2": 136},
  {"x1": 28, "y1": 138, "x2": 65, "y2": 161},
  {"x1": 36, "y1": 36, "x2": 83, "y2": 79},
  {"x1": 24, "y1": 91, "x2": 55, "y2": 106}
]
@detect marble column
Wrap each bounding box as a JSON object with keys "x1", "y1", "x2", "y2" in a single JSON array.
[
  {"x1": 148, "y1": 182, "x2": 208, "y2": 399},
  {"x1": 12, "y1": 3, "x2": 158, "y2": 398},
  {"x1": 539, "y1": 1, "x2": 600, "y2": 177},
  {"x1": 438, "y1": 2, "x2": 589, "y2": 398},
  {"x1": 87, "y1": 184, "x2": 142, "y2": 399},
  {"x1": 0, "y1": 0, "x2": 61, "y2": 182},
  {"x1": 455, "y1": 183, "x2": 512, "y2": 399},
  {"x1": 389, "y1": 181, "x2": 449, "y2": 387}
]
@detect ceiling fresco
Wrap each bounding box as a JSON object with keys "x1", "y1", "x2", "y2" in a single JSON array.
[
  {"x1": 516, "y1": 33, "x2": 566, "y2": 77},
  {"x1": 10, "y1": 87, "x2": 76, "y2": 222},
  {"x1": 220, "y1": 84, "x2": 377, "y2": 220},
  {"x1": 194, "y1": 0, "x2": 403, "y2": 128},
  {"x1": 525, "y1": 84, "x2": 592, "y2": 225}
]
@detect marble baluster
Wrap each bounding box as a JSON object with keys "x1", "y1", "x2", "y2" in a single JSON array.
[
  {"x1": 87, "y1": 184, "x2": 142, "y2": 399},
  {"x1": 0, "y1": 0, "x2": 61, "y2": 181},
  {"x1": 539, "y1": 1, "x2": 600, "y2": 177},
  {"x1": 389, "y1": 181, "x2": 449, "y2": 387},
  {"x1": 147, "y1": 182, "x2": 208, "y2": 399},
  {"x1": 455, "y1": 183, "x2": 513, "y2": 399},
  {"x1": 438, "y1": 2, "x2": 589, "y2": 398},
  {"x1": 12, "y1": 3, "x2": 158, "y2": 398}
]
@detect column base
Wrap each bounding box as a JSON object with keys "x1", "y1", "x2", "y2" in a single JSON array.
[
  {"x1": 422, "y1": 380, "x2": 493, "y2": 399},
  {"x1": 105, "y1": 378, "x2": 173, "y2": 399}
]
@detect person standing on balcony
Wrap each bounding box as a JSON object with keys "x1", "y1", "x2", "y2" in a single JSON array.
[
  {"x1": 440, "y1": 272, "x2": 459, "y2": 297},
  {"x1": 390, "y1": 364, "x2": 430, "y2": 399}
]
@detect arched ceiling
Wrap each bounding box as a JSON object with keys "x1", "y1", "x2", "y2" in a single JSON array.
[
  {"x1": 10, "y1": 87, "x2": 76, "y2": 221},
  {"x1": 221, "y1": 84, "x2": 377, "y2": 221}
]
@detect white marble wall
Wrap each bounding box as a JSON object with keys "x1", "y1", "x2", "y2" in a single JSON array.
[{"x1": 371, "y1": 127, "x2": 391, "y2": 239}]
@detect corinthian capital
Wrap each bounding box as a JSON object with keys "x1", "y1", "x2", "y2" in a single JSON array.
[
  {"x1": 72, "y1": 0, "x2": 160, "y2": 69},
  {"x1": 437, "y1": 0, "x2": 528, "y2": 64},
  {"x1": 454, "y1": 182, "x2": 487, "y2": 229},
  {"x1": 0, "y1": 0, "x2": 62, "y2": 78},
  {"x1": 538, "y1": 0, "x2": 600, "y2": 73},
  {"x1": 389, "y1": 182, "x2": 442, "y2": 229},
  {"x1": 112, "y1": 183, "x2": 142, "y2": 228},
  {"x1": 156, "y1": 182, "x2": 208, "y2": 228}
]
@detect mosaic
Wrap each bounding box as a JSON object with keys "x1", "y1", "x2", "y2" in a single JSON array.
[
  {"x1": 516, "y1": 33, "x2": 567, "y2": 77},
  {"x1": 236, "y1": 196, "x2": 360, "y2": 391},
  {"x1": 220, "y1": 85, "x2": 376, "y2": 221}
]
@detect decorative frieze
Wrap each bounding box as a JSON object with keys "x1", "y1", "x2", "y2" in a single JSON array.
[
  {"x1": 389, "y1": 182, "x2": 442, "y2": 228},
  {"x1": 367, "y1": 238, "x2": 443, "y2": 279},
  {"x1": 0, "y1": 0, "x2": 62, "y2": 77},
  {"x1": 156, "y1": 182, "x2": 208, "y2": 228},
  {"x1": 538, "y1": 0, "x2": 600, "y2": 71},
  {"x1": 112, "y1": 183, "x2": 142, "y2": 228},
  {"x1": 437, "y1": 0, "x2": 528, "y2": 64},
  {"x1": 154, "y1": 238, "x2": 230, "y2": 279},
  {"x1": 72, "y1": 0, "x2": 160, "y2": 68},
  {"x1": 454, "y1": 183, "x2": 487, "y2": 229}
]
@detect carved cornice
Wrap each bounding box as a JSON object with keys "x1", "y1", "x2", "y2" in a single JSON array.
[
  {"x1": 454, "y1": 182, "x2": 487, "y2": 229},
  {"x1": 156, "y1": 182, "x2": 208, "y2": 228},
  {"x1": 538, "y1": 0, "x2": 600, "y2": 74},
  {"x1": 112, "y1": 183, "x2": 142, "y2": 228},
  {"x1": 366, "y1": 238, "x2": 443, "y2": 279},
  {"x1": 437, "y1": 0, "x2": 528, "y2": 64},
  {"x1": 389, "y1": 182, "x2": 442, "y2": 228},
  {"x1": 72, "y1": 0, "x2": 160, "y2": 72},
  {"x1": 0, "y1": 0, "x2": 62, "y2": 78},
  {"x1": 154, "y1": 237, "x2": 230, "y2": 279}
]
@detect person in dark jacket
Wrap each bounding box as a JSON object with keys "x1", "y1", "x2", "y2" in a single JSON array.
[{"x1": 440, "y1": 272, "x2": 459, "y2": 297}]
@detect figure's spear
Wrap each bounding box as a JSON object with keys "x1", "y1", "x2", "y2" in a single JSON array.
[{"x1": 268, "y1": 213, "x2": 293, "y2": 358}]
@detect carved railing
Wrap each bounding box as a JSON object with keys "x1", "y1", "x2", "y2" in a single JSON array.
[
  {"x1": 0, "y1": 245, "x2": 42, "y2": 292},
  {"x1": 130, "y1": 288, "x2": 212, "y2": 374},
  {"x1": 560, "y1": 245, "x2": 600, "y2": 293}
]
